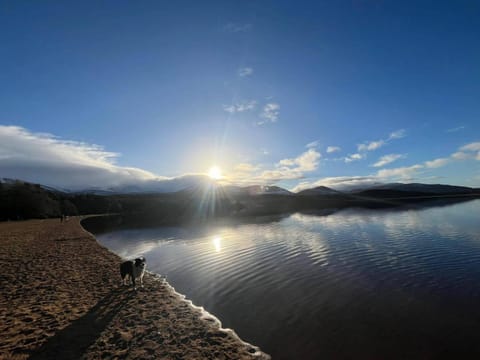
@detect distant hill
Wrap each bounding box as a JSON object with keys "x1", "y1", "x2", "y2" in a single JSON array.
[
  {"x1": 297, "y1": 186, "x2": 340, "y2": 196},
  {"x1": 242, "y1": 185, "x2": 292, "y2": 196},
  {"x1": 353, "y1": 183, "x2": 475, "y2": 196}
]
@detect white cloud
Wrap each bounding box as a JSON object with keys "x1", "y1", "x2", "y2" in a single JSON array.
[
  {"x1": 357, "y1": 129, "x2": 406, "y2": 153},
  {"x1": 344, "y1": 153, "x2": 365, "y2": 163},
  {"x1": 371, "y1": 140, "x2": 480, "y2": 182},
  {"x1": 288, "y1": 148, "x2": 321, "y2": 171},
  {"x1": 226, "y1": 149, "x2": 321, "y2": 185},
  {"x1": 260, "y1": 149, "x2": 320, "y2": 181},
  {"x1": 326, "y1": 146, "x2": 341, "y2": 153},
  {"x1": 0, "y1": 125, "x2": 163, "y2": 190},
  {"x1": 460, "y1": 142, "x2": 480, "y2": 152},
  {"x1": 238, "y1": 67, "x2": 253, "y2": 77},
  {"x1": 424, "y1": 157, "x2": 450, "y2": 168},
  {"x1": 292, "y1": 139, "x2": 480, "y2": 192},
  {"x1": 291, "y1": 176, "x2": 379, "y2": 192},
  {"x1": 446, "y1": 126, "x2": 465, "y2": 133},
  {"x1": 278, "y1": 158, "x2": 295, "y2": 167},
  {"x1": 258, "y1": 103, "x2": 280, "y2": 125},
  {"x1": 357, "y1": 140, "x2": 385, "y2": 152},
  {"x1": 377, "y1": 164, "x2": 424, "y2": 180},
  {"x1": 372, "y1": 154, "x2": 405, "y2": 168},
  {"x1": 456, "y1": 142, "x2": 480, "y2": 162},
  {"x1": 451, "y1": 151, "x2": 470, "y2": 160},
  {"x1": 223, "y1": 23, "x2": 252, "y2": 33},
  {"x1": 388, "y1": 129, "x2": 406, "y2": 140},
  {"x1": 223, "y1": 100, "x2": 257, "y2": 114},
  {"x1": 306, "y1": 140, "x2": 320, "y2": 148}
]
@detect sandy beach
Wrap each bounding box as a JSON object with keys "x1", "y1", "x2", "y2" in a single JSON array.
[{"x1": 0, "y1": 217, "x2": 270, "y2": 359}]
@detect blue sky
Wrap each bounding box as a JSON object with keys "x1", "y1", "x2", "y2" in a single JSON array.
[{"x1": 1, "y1": 1, "x2": 479, "y2": 190}]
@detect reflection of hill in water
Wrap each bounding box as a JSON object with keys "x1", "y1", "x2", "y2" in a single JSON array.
[{"x1": 82, "y1": 196, "x2": 479, "y2": 236}]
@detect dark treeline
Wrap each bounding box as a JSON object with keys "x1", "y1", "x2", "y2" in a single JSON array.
[
  {"x1": 0, "y1": 180, "x2": 242, "y2": 222},
  {"x1": 0, "y1": 181, "x2": 119, "y2": 220}
]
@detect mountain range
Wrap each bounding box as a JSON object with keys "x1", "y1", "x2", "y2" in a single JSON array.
[{"x1": 1, "y1": 176, "x2": 478, "y2": 197}]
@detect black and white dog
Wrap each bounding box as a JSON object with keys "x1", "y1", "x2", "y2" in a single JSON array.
[{"x1": 120, "y1": 257, "x2": 146, "y2": 290}]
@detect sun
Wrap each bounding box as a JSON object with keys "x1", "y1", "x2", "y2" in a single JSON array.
[{"x1": 208, "y1": 166, "x2": 222, "y2": 180}]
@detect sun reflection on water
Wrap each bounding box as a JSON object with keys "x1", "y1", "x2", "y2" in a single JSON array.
[{"x1": 212, "y1": 235, "x2": 222, "y2": 252}]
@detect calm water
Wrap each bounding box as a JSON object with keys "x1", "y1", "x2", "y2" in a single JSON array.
[{"x1": 97, "y1": 200, "x2": 480, "y2": 359}]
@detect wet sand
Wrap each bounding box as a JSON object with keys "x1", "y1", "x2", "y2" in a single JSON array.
[{"x1": 0, "y1": 217, "x2": 270, "y2": 359}]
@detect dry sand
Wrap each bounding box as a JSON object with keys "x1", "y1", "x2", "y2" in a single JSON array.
[{"x1": 0, "y1": 217, "x2": 270, "y2": 359}]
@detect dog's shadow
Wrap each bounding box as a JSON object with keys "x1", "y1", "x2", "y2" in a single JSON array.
[{"x1": 29, "y1": 287, "x2": 135, "y2": 359}]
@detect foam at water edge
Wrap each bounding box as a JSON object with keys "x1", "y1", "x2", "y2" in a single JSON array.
[{"x1": 148, "y1": 271, "x2": 271, "y2": 359}]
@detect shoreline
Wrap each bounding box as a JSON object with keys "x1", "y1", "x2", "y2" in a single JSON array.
[{"x1": 0, "y1": 217, "x2": 270, "y2": 359}]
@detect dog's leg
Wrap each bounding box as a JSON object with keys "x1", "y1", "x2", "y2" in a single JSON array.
[{"x1": 132, "y1": 275, "x2": 136, "y2": 290}]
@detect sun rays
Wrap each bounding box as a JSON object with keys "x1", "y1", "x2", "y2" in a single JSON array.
[{"x1": 208, "y1": 166, "x2": 222, "y2": 180}]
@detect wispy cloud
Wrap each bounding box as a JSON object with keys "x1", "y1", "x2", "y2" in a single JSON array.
[
  {"x1": 459, "y1": 142, "x2": 480, "y2": 161},
  {"x1": 223, "y1": 23, "x2": 252, "y2": 33},
  {"x1": 293, "y1": 139, "x2": 480, "y2": 192},
  {"x1": 326, "y1": 146, "x2": 341, "y2": 153},
  {"x1": 357, "y1": 129, "x2": 406, "y2": 153},
  {"x1": 223, "y1": 100, "x2": 257, "y2": 114},
  {"x1": 424, "y1": 157, "x2": 450, "y2": 168},
  {"x1": 344, "y1": 153, "x2": 365, "y2": 163},
  {"x1": 446, "y1": 125, "x2": 465, "y2": 133},
  {"x1": 258, "y1": 103, "x2": 280, "y2": 125},
  {"x1": 238, "y1": 67, "x2": 253, "y2": 77},
  {"x1": 445, "y1": 142, "x2": 480, "y2": 162},
  {"x1": 451, "y1": 151, "x2": 470, "y2": 160},
  {"x1": 374, "y1": 141, "x2": 480, "y2": 181},
  {"x1": 357, "y1": 140, "x2": 385, "y2": 152},
  {"x1": 460, "y1": 142, "x2": 480, "y2": 152},
  {"x1": 0, "y1": 126, "x2": 161, "y2": 190},
  {"x1": 376, "y1": 164, "x2": 424, "y2": 180},
  {"x1": 372, "y1": 154, "x2": 405, "y2": 168},
  {"x1": 306, "y1": 140, "x2": 320, "y2": 148},
  {"x1": 388, "y1": 129, "x2": 406, "y2": 140}
]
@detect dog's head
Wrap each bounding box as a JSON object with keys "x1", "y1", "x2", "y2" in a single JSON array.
[{"x1": 134, "y1": 257, "x2": 146, "y2": 269}]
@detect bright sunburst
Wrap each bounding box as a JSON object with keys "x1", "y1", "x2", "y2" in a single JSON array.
[{"x1": 208, "y1": 166, "x2": 222, "y2": 180}]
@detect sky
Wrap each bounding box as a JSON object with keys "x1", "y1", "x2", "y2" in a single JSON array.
[{"x1": 1, "y1": 0, "x2": 479, "y2": 191}]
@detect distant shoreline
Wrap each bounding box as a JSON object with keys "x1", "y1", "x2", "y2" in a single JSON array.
[
  {"x1": 0, "y1": 217, "x2": 269, "y2": 359},
  {"x1": 81, "y1": 194, "x2": 480, "y2": 235}
]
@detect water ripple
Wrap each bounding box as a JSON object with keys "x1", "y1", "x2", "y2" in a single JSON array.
[{"x1": 98, "y1": 199, "x2": 480, "y2": 359}]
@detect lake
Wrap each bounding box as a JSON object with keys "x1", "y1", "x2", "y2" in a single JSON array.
[{"x1": 96, "y1": 199, "x2": 480, "y2": 359}]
